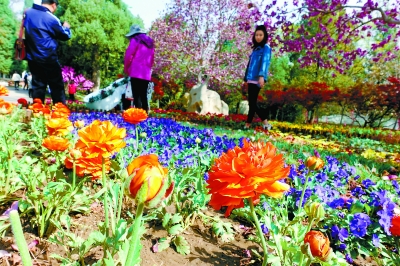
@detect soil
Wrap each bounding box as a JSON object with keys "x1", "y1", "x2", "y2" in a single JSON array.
[{"x1": 0, "y1": 202, "x2": 261, "y2": 266}]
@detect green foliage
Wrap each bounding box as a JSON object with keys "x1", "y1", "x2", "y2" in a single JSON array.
[{"x1": 0, "y1": 0, "x2": 17, "y2": 74}]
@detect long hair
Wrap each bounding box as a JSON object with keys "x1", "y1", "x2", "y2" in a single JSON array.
[{"x1": 251, "y1": 25, "x2": 268, "y2": 49}]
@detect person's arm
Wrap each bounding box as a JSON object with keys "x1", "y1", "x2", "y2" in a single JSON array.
[
  {"x1": 258, "y1": 45, "x2": 272, "y2": 83},
  {"x1": 124, "y1": 38, "x2": 139, "y2": 74},
  {"x1": 53, "y1": 19, "x2": 72, "y2": 41}
]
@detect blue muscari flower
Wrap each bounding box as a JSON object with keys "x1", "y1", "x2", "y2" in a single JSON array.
[
  {"x1": 372, "y1": 234, "x2": 380, "y2": 247},
  {"x1": 288, "y1": 164, "x2": 297, "y2": 179},
  {"x1": 362, "y1": 179, "x2": 376, "y2": 189},
  {"x1": 349, "y1": 213, "x2": 371, "y2": 238}
]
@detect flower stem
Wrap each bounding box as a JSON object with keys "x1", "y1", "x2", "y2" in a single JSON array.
[
  {"x1": 72, "y1": 160, "x2": 76, "y2": 189},
  {"x1": 102, "y1": 157, "x2": 109, "y2": 237},
  {"x1": 298, "y1": 174, "x2": 311, "y2": 214},
  {"x1": 125, "y1": 202, "x2": 145, "y2": 266},
  {"x1": 9, "y1": 210, "x2": 33, "y2": 266},
  {"x1": 135, "y1": 125, "x2": 139, "y2": 152},
  {"x1": 248, "y1": 198, "x2": 268, "y2": 266}
]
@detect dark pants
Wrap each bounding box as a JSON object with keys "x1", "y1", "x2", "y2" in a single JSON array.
[
  {"x1": 28, "y1": 60, "x2": 66, "y2": 104},
  {"x1": 14, "y1": 81, "x2": 19, "y2": 88},
  {"x1": 131, "y1": 77, "x2": 149, "y2": 113},
  {"x1": 23, "y1": 79, "x2": 28, "y2": 89},
  {"x1": 246, "y1": 83, "x2": 268, "y2": 123},
  {"x1": 69, "y1": 94, "x2": 75, "y2": 101}
]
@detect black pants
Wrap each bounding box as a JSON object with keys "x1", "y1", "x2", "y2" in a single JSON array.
[
  {"x1": 69, "y1": 94, "x2": 75, "y2": 101},
  {"x1": 247, "y1": 83, "x2": 268, "y2": 123},
  {"x1": 28, "y1": 60, "x2": 66, "y2": 104},
  {"x1": 131, "y1": 77, "x2": 149, "y2": 113},
  {"x1": 23, "y1": 79, "x2": 28, "y2": 89},
  {"x1": 14, "y1": 81, "x2": 19, "y2": 88}
]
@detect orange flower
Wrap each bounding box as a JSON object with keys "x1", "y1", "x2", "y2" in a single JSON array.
[
  {"x1": 0, "y1": 100, "x2": 14, "y2": 114},
  {"x1": 51, "y1": 103, "x2": 70, "y2": 118},
  {"x1": 127, "y1": 154, "x2": 169, "y2": 202},
  {"x1": 122, "y1": 108, "x2": 148, "y2": 124},
  {"x1": 305, "y1": 156, "x2": 324, "y2": 171},
  {"x1": 0, "y1": 85, "x2": 9, "y2": 96},
  {"x1": 390, "y1": 216, "x2": 400, "y2": 236},
  {"x1": 304, "y1": 231, "x2": 331, "y2": 260},
  {"x1": 42, "y1": 136, "x2": 70, "y2": 151},
  {"x1": 207, "y1": 139, "x2": 290, "y2": 217},
  {"x1": 46, "y1": 117, "x2": 73, "y2": 136},
  {"x1": 75, "y1": 120, "x2": 126, "y2": 158},
  {"x1": 29, "y1": 102, "x2": 51, "y2": 115},
  {"x1": 65, "y1": 150, "x2": 111, "y2": 180}
]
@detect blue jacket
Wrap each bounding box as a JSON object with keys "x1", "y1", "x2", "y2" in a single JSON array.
[
  {"x1": 24, "y1": 4, "x2": 72, "y2": 63},
  {"x1": 244, "y1": 44, "x2": 272, "y2": 83}
]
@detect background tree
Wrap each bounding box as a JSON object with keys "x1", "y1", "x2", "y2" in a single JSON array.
[
  {"x1": 56, "y1": 0, "x2": 142, "y2": 90},
  {"x1": 0, "y1": 0, "x2": 17, "y2": 74},
  {"x1": 150, "y1": 0, "x2": 259, "y2": 105}
]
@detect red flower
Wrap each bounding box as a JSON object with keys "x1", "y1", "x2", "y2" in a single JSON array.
[{"x1": 17, "y1": 98, "x2": 28, "y2": 107}]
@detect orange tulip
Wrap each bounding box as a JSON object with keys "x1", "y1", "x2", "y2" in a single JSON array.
[
  {"x1": 390, "y1": 215, "x2": 400, "y2": 236},
  {"x1": 0, "y1": 85, "x2": 9, "y2": 96},
  {"x1": 304, "y1": 231, "x2": 331, "y2": 260},
  {"x1": 75, "y1": 120, "x2": 126, "y2": 158},
  {"x1": 127, "y1": 154, "x2": 169, "y2": 202},
  {"x1": 305, "y1": 156, "x2": 324, "y2": 171},
  {"x1": 207, "y1": 139, "x2": 290, "y2": 217},
  {"x1": 42, "y1": 136, "x2": 70, "y2": 151},
  {"x1": 46, "y1": 117, "x2": 73, "y2": 136},
  {"x1": 65, "y1": 150, "x2": 111, "y2": 180},
  {"x1": 122, "y1": 108, "x2": 148, "y2": 124},
  {"x1": 0, "y1": 100, "x2": 14, "y2": 114}
]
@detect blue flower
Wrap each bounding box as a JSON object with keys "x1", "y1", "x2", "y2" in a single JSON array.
[
  {"x1": 328, "y1": 198, "x2": 345, "y2": 209},
  {"x1": 349, "y1": 213, "x2": 371, "y2": 238},
  {"x1": 345, "y1": 254, "x2": 353, "y2": 264},
  {"x1": 362, "y1": 179, "x2": 376, "y2": 189},
  {"x1": 261, "y1": 224, "x2": 269, "y2": 234},
  {"x1": 372, "y1": 234, "x2": 380, "y2": 247},
  {"x1": 331, "y1": 225, "x2": 349, "y2": 242},
  {"x1": 338, "y1": 243, "x2": 347, "y2": 251}
]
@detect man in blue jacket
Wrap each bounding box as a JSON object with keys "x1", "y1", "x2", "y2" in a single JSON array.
[{"x1": 24, "y1": 0, "x2": 71, "y2": 104}]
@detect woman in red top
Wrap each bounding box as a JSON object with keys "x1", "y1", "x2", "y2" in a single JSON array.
[{"x1": 68, "y1": 82, "x2": 77, "y2": 101}]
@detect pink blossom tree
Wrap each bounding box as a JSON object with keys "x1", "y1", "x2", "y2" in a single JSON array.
[{"x1": 149, "y1": 0, "x2": 259, "y2": 92}]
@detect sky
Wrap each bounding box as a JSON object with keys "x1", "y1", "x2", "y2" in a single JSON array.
[{"x1": 123, "y1": 0, "x2": 170, "y2": 29}]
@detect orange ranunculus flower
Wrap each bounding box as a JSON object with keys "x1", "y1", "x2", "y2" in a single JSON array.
[
  {"x1": 0, "y1": 85, "x2": 9, "y2": 96},
  {"x1": 390, "y1": 216, "x2": 400, "y2": 236},
  {"x1": 304, "y1": 231, "x2": 331, "y2": 261},
  {"x1": 75, "y1": 120, "x2": 126, "y2": 158},
  {"x1": 207, "y1": 139, "x2": 290, "y2": 217},
  {"x1": 305, "y1": 156, "x2": 324, "y2": 171},
  {"x1": 0, "y1": 100, "x2": 14, "y2": 114},
  {"x1": 74, "y1": 120, "x2": 85, "y2": 128},
  {"x1": 127, "y1": 154, "x2": 170, "y2": 202},
  {"x1": 65, "y1": 150, "x2": 111, "y2": 180},
  {"x1": 122, "y1": 108, "x2": 148, "y2": 124},
  {"x1": 33, "y1": 98, "x2": 43, "y2": 104},
  {"x1": 42, "y1": 136, "x2": 70, "y2": 151},
  {"x1": 29, "y1": 102, "x2": 51, "y2": 115},
  {"x1": 51, "y1": 103, "x2": 70, "y2": 118},
  {"x1": 46, "y1": 117, "x2": 73, "y2": 136}
]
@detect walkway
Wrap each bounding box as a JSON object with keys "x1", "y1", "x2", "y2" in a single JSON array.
[{"x1": 1, "y1": 86, "x2": 30, "y2": 104}]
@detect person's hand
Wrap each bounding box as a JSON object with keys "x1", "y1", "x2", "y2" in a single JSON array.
[
  {"x1": 63, "y1": 21, "x2": 70, "y2": 28},
  {"x1": 258, "y1": 76, "x2": 265, "y2": 87}
]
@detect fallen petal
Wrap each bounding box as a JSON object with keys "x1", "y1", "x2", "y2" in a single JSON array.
[{"x1": 0, "y1": 250, "x2": 11, "y2": 258}]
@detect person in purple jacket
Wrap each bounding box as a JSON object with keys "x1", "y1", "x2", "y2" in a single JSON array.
[
  {"x1": 123, "y1": 25, "x2": 155, "y2": 112},
  {"x1": 24, "y1": 0, "x2": 71, "y2": 104}
]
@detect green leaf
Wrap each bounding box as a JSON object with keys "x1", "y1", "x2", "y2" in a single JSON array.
[
  {"x1": 170, "y1": 213, "x2": 183, "y2": 224},
  {"x1": 173, "y1": 235, "x2": 190, "y2": 255},
  {"x1": 168, "y1": 224, "x2": 184, "y2": 235},
  {"x1": 157, "y1": 237, "x2": 171, "y2": 252},
  {"x1": 162, "y1": 213, "x2": 171, "y2": 228}
]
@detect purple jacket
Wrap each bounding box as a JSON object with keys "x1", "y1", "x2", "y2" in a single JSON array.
[{"x1": 124, "y1": 34, "x2": 155, "y2": 81}]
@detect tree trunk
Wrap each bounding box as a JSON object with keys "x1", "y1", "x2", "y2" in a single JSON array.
[{"x1": 92, "y1": 51, "x2": 101, "y2": 91}]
